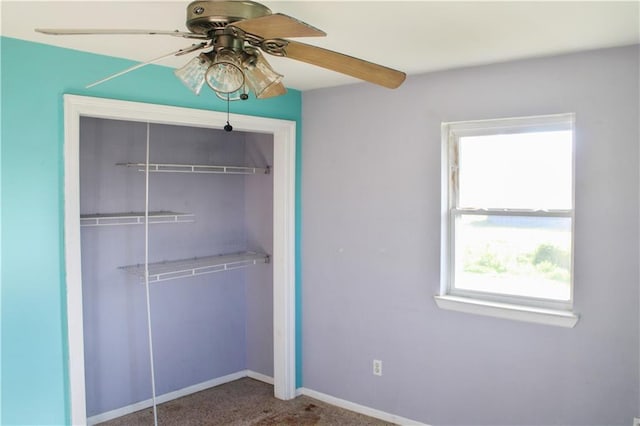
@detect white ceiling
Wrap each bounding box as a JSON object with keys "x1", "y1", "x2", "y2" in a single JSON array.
[{"x1": 2, "y1": 0, "x2": 639, "y2": 91}]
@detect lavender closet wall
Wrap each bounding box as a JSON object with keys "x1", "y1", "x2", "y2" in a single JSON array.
[
  {"x1": 80, "y1": 117, "x2": 274, "y2": 417},
  {"x1": 245, "y1": 133, "x2": 275, "y2": 377}
]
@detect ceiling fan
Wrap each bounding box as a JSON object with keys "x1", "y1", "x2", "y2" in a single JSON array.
[{"x1": 36, "y1": 0, "x2": 407, "y2": 101}]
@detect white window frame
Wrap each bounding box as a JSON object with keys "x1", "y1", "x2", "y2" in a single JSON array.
[{"x1": 435, "y1": 113, "x2": 579, "y2": 328}]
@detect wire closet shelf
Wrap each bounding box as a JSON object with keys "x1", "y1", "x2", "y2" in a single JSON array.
[
  {"x1": 80, "y1": 211, "x2": 195, "y2": 227},
  {"x1": 120, "y1": 251, "x2": 270, "y2": 283},
  {"x1": 117, "y1": 162, "x2": 270, "y2": 175}
]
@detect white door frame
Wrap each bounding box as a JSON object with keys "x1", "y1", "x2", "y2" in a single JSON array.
[{"x1": 63, "y1": 95, "x2": 297, "y2": 425}]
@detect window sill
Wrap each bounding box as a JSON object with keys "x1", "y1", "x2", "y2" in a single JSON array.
[{"x1": 434, "y1": 295, "x2": 579, "y2": 328}]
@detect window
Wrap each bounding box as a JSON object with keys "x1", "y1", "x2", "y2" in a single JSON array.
[{"x1": 436, "y1": 114, "x2": 578, "y2": 327}]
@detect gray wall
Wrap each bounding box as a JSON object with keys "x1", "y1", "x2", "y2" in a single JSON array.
[
  {"x1": 80, "y1": 119, "x2": 273, "y2": 416},
  {"x1": 301, "y1": 45, "x2": 639, "y2": 425}
]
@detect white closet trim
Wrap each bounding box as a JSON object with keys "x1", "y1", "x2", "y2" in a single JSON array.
[{"x1": 63, "y1": 95, "x2": 297, "y2": 425}]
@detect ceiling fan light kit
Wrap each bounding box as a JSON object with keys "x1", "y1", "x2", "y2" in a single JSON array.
[
  {"x1": 173, "y1": 54, "x2": 211, "y2": 95},
  {"x1": 35, "y1": 0, "x2": 406, "y2": 102},
  {"x1": 205, "y1": 49, "x2": 246, "y2": 94},
  {"x1": 173, "y1": 43, "x2": 284, "y2": 101},
  {"x1": 242, "y1": 47, "x2": 284, "y2": 99}
]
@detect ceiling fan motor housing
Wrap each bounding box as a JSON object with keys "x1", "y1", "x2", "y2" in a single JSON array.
[{"x1": 186, "y1": 0, "x2": 272, "y2": 34}]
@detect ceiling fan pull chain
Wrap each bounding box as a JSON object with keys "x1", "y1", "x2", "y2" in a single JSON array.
[{"x1": 224, "y1": 95, "x2": 233, "y2": 132}]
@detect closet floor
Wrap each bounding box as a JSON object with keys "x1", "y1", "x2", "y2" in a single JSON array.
[{"x1": 97, "y1": 377, "x2": 394, "y2": 425}]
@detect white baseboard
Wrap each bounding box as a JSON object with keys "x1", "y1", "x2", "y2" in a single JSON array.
[
  {"x1": 87, "y1": 370, "x2": 254, "y2": 425},
  {"x1": 88, "y1": 372, "x2": 425, "y2": 426},
  {"x1": 247, "y1": 370, "x2": 275, "y2": 385},
  {"x1": 297, "y1": 387, "x2": 428, "y2": 426}
]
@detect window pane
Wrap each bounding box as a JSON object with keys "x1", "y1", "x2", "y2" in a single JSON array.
[
  {"x1": 458, "y1": 131, "x2": 572, "y2": 210},
  {"x1": 454, "y1": 214, "x2": 571, "y2": 301}
]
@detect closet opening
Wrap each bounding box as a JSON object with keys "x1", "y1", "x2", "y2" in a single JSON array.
[{"x1": 63, "y1": 95, "x2": 296, "y2": 425}]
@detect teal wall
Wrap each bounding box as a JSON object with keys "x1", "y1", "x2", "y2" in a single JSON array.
[{"x1": 0, "y1": 36, "x2": 302, "y2": 425}]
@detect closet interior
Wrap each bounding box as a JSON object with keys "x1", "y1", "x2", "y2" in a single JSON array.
[{"x1": 79, "y1": 117, "x2": 274, "y2": 420}]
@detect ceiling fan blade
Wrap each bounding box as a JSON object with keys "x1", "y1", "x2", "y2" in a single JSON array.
[
  {"x1": 277, "y1": 40, "x2": 406, "y2": 89},
  {"x1": 86, "y1": 43, "x2": 208, "y2": 89},
  {"x1": 35, "y1": 28, "x2": 208, "y2": 39},
  {"x1": 230, "y1": 13, "x2": 325, "y2": 39}
]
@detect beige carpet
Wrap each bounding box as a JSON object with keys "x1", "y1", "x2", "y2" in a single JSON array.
[{"x1": 98, "y1": 377, "x2": 395, "y2": 425}]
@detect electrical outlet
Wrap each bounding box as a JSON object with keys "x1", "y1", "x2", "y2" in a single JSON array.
[
  {"x1": 633, "y1": 417, "x2": 640, "y2": 426},
  {"x1": 373, "y1": 359, "x2": 382, "y2": 376}
]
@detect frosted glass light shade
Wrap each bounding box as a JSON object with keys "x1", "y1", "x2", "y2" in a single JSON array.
[
  {"x1": 256, "y1": 81, "x2": 287, "y2": 99},
  {"x1": 215, "y1": 86, "x2": 248, "y2": 101},
  {"x1": 174, "y1": 54, "x2": 211, "y2": 95},
  {"x1": 205, "y1": 51, "x2": 245, "y2": 94},
  {"x1": 244, "y1": 51, "x2": 284, "y2": 99}
]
